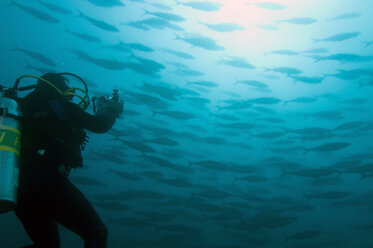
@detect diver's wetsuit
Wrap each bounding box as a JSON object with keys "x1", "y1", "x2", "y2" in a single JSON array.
[{"x1": 14, "y1": 90, "x2": 118, "y2": 248}]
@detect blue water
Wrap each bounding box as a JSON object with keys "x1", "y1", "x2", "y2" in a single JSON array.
[{"x1": 1, "y1": 0, "x2": 373, "y2": 247}]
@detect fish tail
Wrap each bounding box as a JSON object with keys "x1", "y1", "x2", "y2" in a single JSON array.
[
  {"x1": 142, "y1": 8, "x2": 150, "y2": 16},
  {"x1": 75, "y1": 8, "x2": 84, "y2": 18},
  {"x1": 10, "y1": 42, "x2": 21, "y2": 53},
  {"x1": 187, "y1": 160, "x2": 193, "y2": 167},
  {"x1": 359, "y1": 173, "x2": 366, "y2": 181},
  {"x1": 150, "y1": 110, "x2": 158, "y2": 117},
  {"x1": 336, "y1": 171, "x2": 342, "y2": 178},
  {"x1": 8, "y1": 0, "x2": 17, "y2": 7},
  {"x1": 282, "y1": 234, "x2": 290, "y2": 243},
  {"x1": 281, "y1": 168, "x2": 289, "y2": 177}
]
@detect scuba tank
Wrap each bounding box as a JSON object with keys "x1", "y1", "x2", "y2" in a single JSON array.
[
  {"x1": 0, "y1": 94, "x2": 21, "y2": 213},
  {"x1": 0, "y1": 73, "x2": 90, "y2": 213}
]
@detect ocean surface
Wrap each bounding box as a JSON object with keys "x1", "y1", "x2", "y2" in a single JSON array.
[{"x1": 1, "y1": 0, "x2": 373, "y2": 247}]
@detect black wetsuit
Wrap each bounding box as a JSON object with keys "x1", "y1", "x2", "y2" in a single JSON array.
[{"x1": 14, "y1": 90, "x2": 117, "y2": 248}]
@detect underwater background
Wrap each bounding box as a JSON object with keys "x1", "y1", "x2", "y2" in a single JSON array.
[{"x1": 1, "y1": 0, "x2": 373, "y2": 247}]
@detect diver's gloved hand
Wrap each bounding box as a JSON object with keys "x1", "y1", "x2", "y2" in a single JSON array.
[{"x1": 108, "y1": 101, "x2": 124, "y2": 118}]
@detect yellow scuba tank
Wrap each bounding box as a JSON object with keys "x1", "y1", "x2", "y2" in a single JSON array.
[{"x1": 0, "y1": 96, "x2": 21, "y2": 213}]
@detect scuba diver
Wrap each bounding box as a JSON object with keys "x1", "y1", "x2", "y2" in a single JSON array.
[{"x1": 0, "y1": 72, "x2": 123, "y2": 248}]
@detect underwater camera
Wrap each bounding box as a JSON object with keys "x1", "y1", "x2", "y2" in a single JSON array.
[{"x1": 92, "y1": 89, "x2": 123, "y2": 116}]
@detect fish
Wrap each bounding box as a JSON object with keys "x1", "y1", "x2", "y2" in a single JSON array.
[
  {"x1": 250, "y1": 131, "x2": 286, "y2": 139},
  {"x1": 188, "y1": 160, "x2": 227, "y2": 171},
  {"x1": 161, "y1": 148, "x2": 186, "y2": 159},
  {"x1": 12, "y1": 44, "x2": 57, "y2": 67},
  {"x1": 304, "y1": 142, "x2": 351, "y2": 153},
  {"x1": 107, "y1": 168, "x2": 142, "y2": 181},
  {"x1": 283, "y1": 231, "x2": 322, "y2": 243},
  {"x1": 282, "y1": 168, "x2": 339, "y2": 178},
  {"x1": 175, "y1": 33, "x2": 225, "y2": 51},
  {"x1": 36, "y1": 0, "x2": 71, "y2": 14},
  {"x1": 158, "y1": 178, "x2": 194, "y2": 188},
  {"x1": 201, "y1": 22, "x2": 245, "y2": 32},
  {"x1": 138, "y1": 170, "x2": 164, "y2": 181},
  {"x1": 187, "y1": 80, "x2": 218, "y2": 87},
  {"x1": 291, "y1": 75, "x2": 325, "y2": 84},
  {"x1": 153, "y1": 224, "x2": 202, "y2": 234},
  {"x1": 266, "y1": 49, "x2": 299, "y2": 56},
  {"x1": 266, "y1": 67, "x2": 302, "y2": 76},
  {"x1": 277, "y1": 17, "x2": 317, "y2": 25},
  {"x1": 70, "y1": 176, "x2": 105, "y2": 186},
  {"x1": 174, "y1": 68, "x2": 204, "y2": 77},
  {"x1": 302, "y1": 48, "x2": 329, "y2": 54},
  {"x1": 327, "y1": 12, "x2": 361, "y2": 22},
  {"x1": 176, "y1": 1, "x2": 223, "y2": 12},
  {"x1": 152, "y1": 110, "x2": 196, "y2": 120},
  {"x1": 64, "y1": 27, "x2": 101, "y2": 42},
  {"x1": 162, "y1": 49, "x2": 195, "y2": 59},
  {"x1": 217, "y1": 122, "x2": 255, "y2": 130},
  {"x1": 235, "y1": 79, "x2": 270, "y2": 91},
  {"x1": 124, "y1": 56, "x2": 165, "y2": 76},
  {"x1": 143, "y1": 9, "x2": 186, "y2": 22},
  {"x1": 259, "y1": 117, "x2": 286, "y2": 123},
  {"x1": 139, "y1": 81, "x2": 182, "y2": 101},
  {"x1": 363, "y1": 41, "x2": 373, "y2": 48},
  {"x1": 150, "y1": 3, "x2": 172, "y2": 11},
  {"x1": 333, "y1": 121, "x2": 366, "y2": 131},
  {"x1": 91, "y1": 150, "x2": 126, "y2": 164},
  {"x1": 218, "y1": 57, "x2": 255, "y2": 69},
  {"x1": 116, "y1": 138, "x2": 156, "y2": 153},
  {"x1": 143, "y1": 137, "x2": 179, "y2": 146},
  {"x1": 304, "y1": 191, "x2": 350, "y2": 200},
  {"x1": 213, "y1": 113, "x2": 240, "y2": 121},
  {"x1": 304, "y1": 110, "x2": 343, "y2": 120},
  {"x1": 329, "y1": 69, "x2": 373, "y2": 80},
  {"x1": 196, "y1": 136, "x2": 227, "y2": 145},
  {"x1": 24, "y1": 62, "x2": 56, "y2": 74},
  {"x1": 342, "y1": 163, "x2": 373, "y2": 177},
  {"x1": 126, "y1": 17, "x2": 184, "y2": 31},
  {"x1": 117, "y1": 188, "x2": 166, "y2": 200},
  {"x1": 248, "y1": 2, "x2": 287, "y2": 10},
  {"x1": 93, "y1": 201, "x2": 131, "y2": 211},
  {"x1": 314, "y1": 32, "x2": 360, "y2": 42},
  {"x1": 68, "y1": 47, "x2": 126, "y2": 70},
  {"x1": 86, "y1": 0, "x2": 124, "y2": 7},
  {"x1": 283, "y1": 96, "x2": 318, "y2": 105},
  {"x1": 248, "y1": 97, "x2": 281, "y2": 104},
  {"x1": 9, "y1": 0, "x2": 60, "y2": 23},
  {"x1": 187, "y1": 124, "x2": 207, "y2": 132},
  {"x1": 234, "y1": 175, "x2": 268, "y2": 182},
  {"x1": 107, "y1": 217, "x2": 149, "y2": 227},
  {"x1": 341, "y1": 98, "x2": 368, "y2": 105},
  {"x1": 194, "y1": 189, "x2": 231, "y2": 199},
  {"x1": 77, "y1": 10, "x2": 119, "y2": 32},
  {"x1": 313, "y1": 53, "x2": 373, "y2": 63}
]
